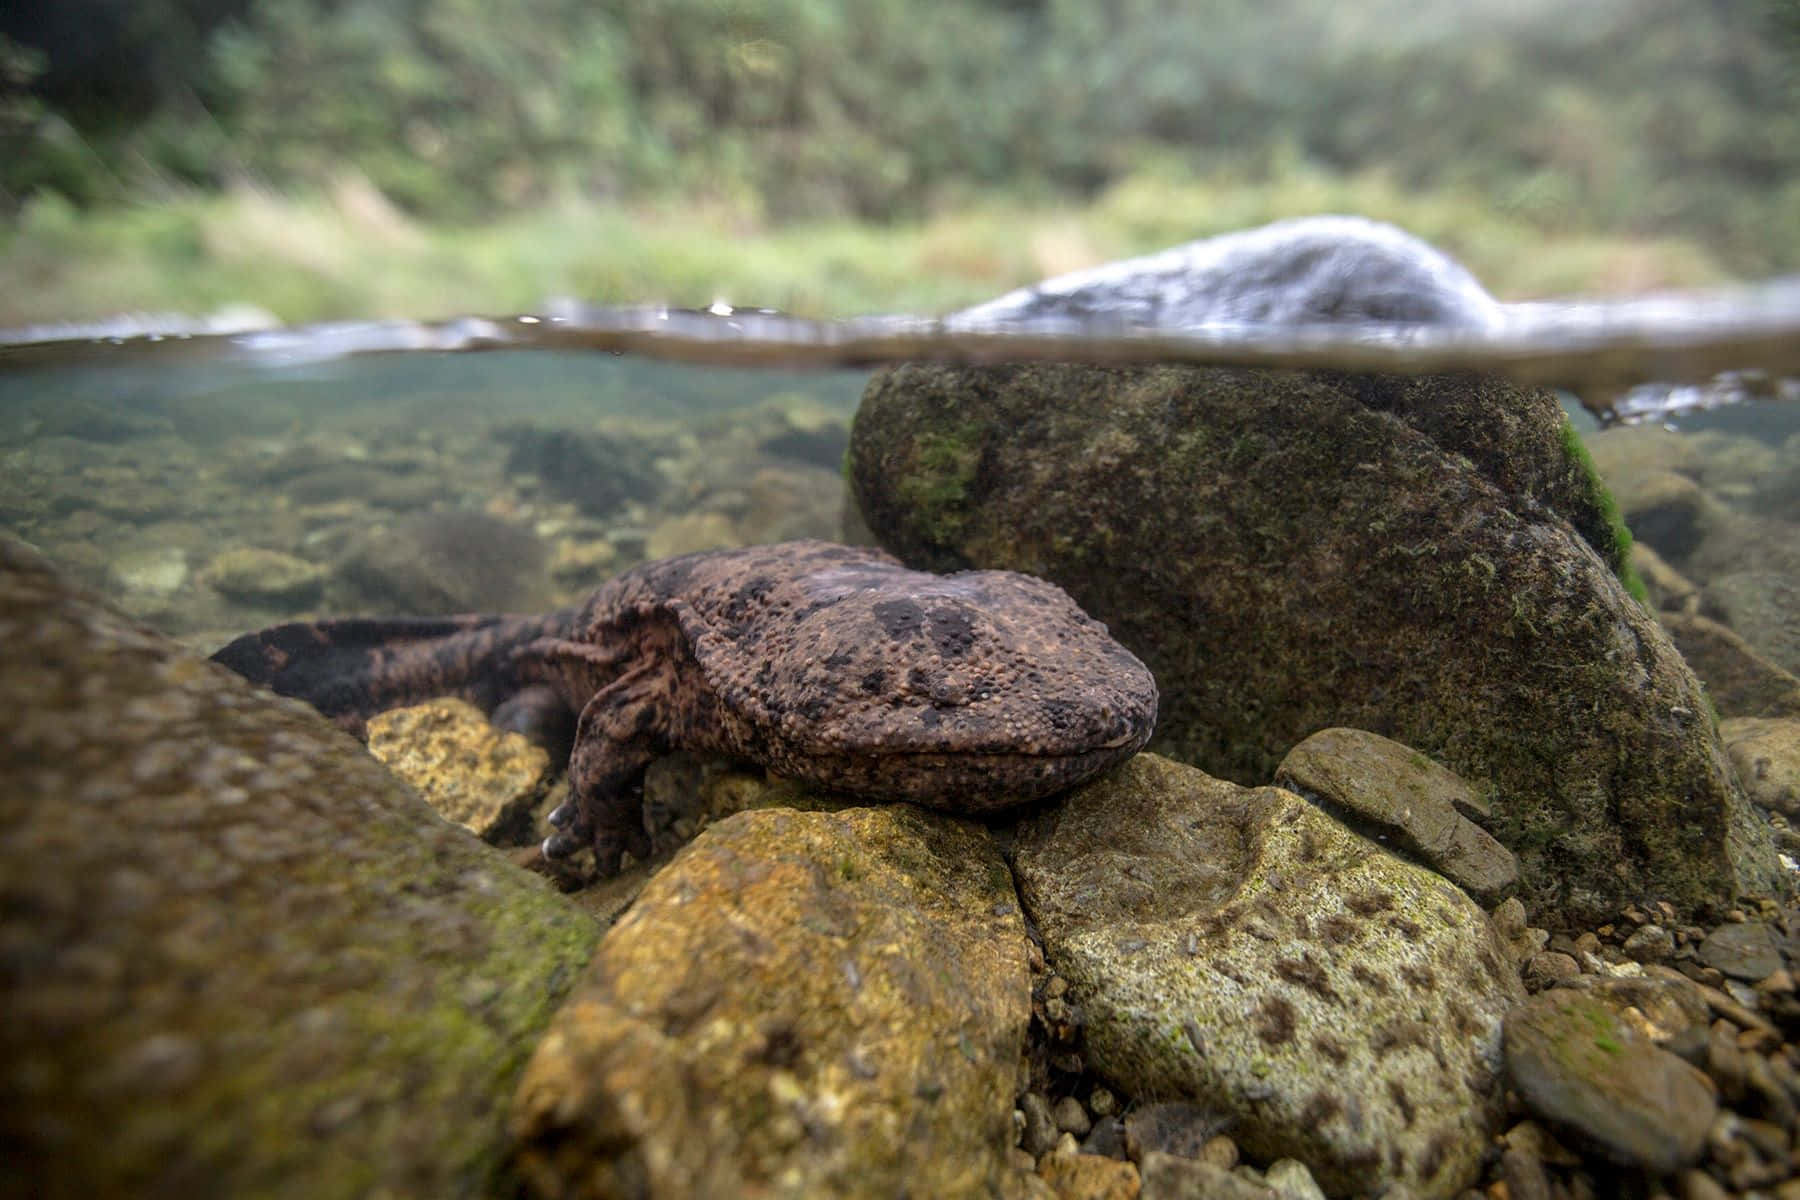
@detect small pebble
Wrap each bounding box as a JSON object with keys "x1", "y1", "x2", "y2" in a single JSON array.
[
  {"x1": 1079, "y1": 1116, "x2": 1126, "y2": 1159},
  {"x1": 1200, "y1": 1133, "x2": 1238, "y2": 1170},
  {"x1": 1622, "y1": 923, "x2": 1674, "y2": 962},
  {"x1": 1051, "y1": 1095, "x2": 1092, "y2": 1137},
  {"x1": 1699, "y1": 921, "x2": 1783, "y2": 982},
  {"x1": 1087, "y1": 1086, "x2": 1116, "y2": 1118},
  {"x1": 1524, "y1": 951, "x2": 1581, "y2": 990},
  {"x1": 1018, "y1": 1092, "x2": 1058, "y2": 1158}
]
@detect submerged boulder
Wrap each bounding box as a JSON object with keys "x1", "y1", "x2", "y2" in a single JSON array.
[
  {"x1": 507, "y1": 804, "x2": 1028, "y2": 1199},
  {"x1": 1012, "y1": 754, "x2": 1521, "y2": 1198},
  {"x1": 849, "y1": 363, "x2": 1782, "y2": 924},
  {"x1": 0, "y1": 534, "x2": 600, "y2": 1199}
]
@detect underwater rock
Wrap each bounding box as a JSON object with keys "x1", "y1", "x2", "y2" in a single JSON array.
[
  {"x1": 1011, "y1": 754, "x2": 1520, "y2": 1199},
  {"x1": 365, "y1": 697, "x2": 555, "y2": 844},
  {"x1": 1631, "y1": 542, "x2": 1701, "y2": 613},
  {"x1": 199, "y1": 546, "x2": 328, "y2": 606},
  {"x1": 109, "y1": 543, "x2": 189, "y2": 597},
  {"x1": 0, "y1": 533, "x2": 600, "y2": 1199},
  {"x1": 1721, "y1": 717, "x2": 1800, "y2": 816},
  {"x1": 1035, "y1": 1147, "x2": 1140, "y2": 1198},
  {"x1": 1503, "y1": 989, "x2": 1717, "y2": 1174},
  {"x1": 643, "y1": 510, "x2": 739, "y2": 559},
  {"x1": 545, "y1": 535, "x2": 620, "y2": 592},
  {"x1": 738, "y1": 464, "x2": 846, "y2": 545},
  {"x1": 1706, "y1": 567, "x2": 1800, "y2": 677},
  {"x1": 1137, "y1": 1154, "x2": 1282, "y2": 1199},
  {"x1": 1660, "y1": 611, "x2": 1800, "y2": 719},
  {"x1": 334, "y1": 508, "x2": 549, "y2": 614},
  {"x1": 1607, "y1": 469, "x2": 1726, "y2": 567},
  {"x1": 756, "y1": 405, "x2": 852, "y2": 471},
  {"x1": 1697, "y1": 920, "x2": 1784, "y2": 982},
  {"x1": 950, "y1": 214, "x2": 1503, "y2": 331},
  {"x1": 507, "y1": 804, "x2": 1027, "y2": 1199},
  {"x1": 1274, "y1": 727, "x2": 1517, "y2": 906},
  {"x1": 850, "y1": 361, "x2": 1783, "y2": 924},
  {"x1": 499, "y1": 426, "x2": 666, "y2": 519}
]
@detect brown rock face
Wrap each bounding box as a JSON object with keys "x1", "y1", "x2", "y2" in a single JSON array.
[
  {"x1": 507, "y1": 804, "x2": 1029, "y2": 1199},
  {"x1": 849, "y1": 363, "x2": 1783, "y2": 925}
]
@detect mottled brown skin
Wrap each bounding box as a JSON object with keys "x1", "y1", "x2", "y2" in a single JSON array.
[{"x1": 213, "y1": 540, "x2": 1158, "y2": 874}]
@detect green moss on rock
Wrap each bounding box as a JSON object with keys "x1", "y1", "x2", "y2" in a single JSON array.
[
  {"x1": 0, "y1": 535, "x2": 602, "y2": 1199},
  {"x1": 849, "y1": 363, "x2": 1783, "y2": 925}
]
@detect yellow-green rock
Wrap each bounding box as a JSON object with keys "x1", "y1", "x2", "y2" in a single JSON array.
[
  {"x1": 367, "y1": 696, "x2": 554, "y2": 842},
  {"x1": 509, "y1": 804, "x2": 1029, "y2": 1199}
]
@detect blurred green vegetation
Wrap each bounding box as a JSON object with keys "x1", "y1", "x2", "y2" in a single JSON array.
[{"x1": 1, "y1": 0, "x2": 1796, "y2": 322}]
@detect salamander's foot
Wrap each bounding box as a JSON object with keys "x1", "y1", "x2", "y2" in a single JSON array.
[
  {"x1": 540, "y1": 794, "x2": 650, "y2": 879},
  {"x1": 542, "y1": 832, "x2": 584, "y2": 859}
]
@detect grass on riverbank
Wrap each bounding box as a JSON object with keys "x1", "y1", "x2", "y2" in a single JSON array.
[{"x1": 0, "y1": 158, "x2": 1744, "y2": 328}]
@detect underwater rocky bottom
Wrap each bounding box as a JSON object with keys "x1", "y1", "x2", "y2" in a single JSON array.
[{"x1": 5, "y1": 357, "x2": 1800, "y2": 1198}]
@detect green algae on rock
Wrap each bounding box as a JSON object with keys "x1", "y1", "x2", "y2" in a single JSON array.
[
  {"x1": 1503, "y1": 988, "x2": 1717, "y2": 1174},
  {"x1": 849, "y1": 362, "x2": 1784, "y2": 925},
  {"x1": 508, "y1": 804, "x2": 1029, "y2": 1199},
  {"x1": 0, "y1": 534, "x2": 601, "y2": 1200},
  {"x1": 1011, "y1": 754, "x2": 1522, "y2": 1199}
]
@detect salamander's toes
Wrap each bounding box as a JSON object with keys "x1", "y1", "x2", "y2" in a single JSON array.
[
  {"x1": 547, "y1": 800, "x2": 578, "y2": 829},
  {"x1": 542, "y1": 832, "x2": 583, "y2": 860}
]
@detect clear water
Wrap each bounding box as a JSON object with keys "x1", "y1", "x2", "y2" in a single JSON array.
[{"x1": 1, "y1": 286, "x2": 1797, "y2": 684}]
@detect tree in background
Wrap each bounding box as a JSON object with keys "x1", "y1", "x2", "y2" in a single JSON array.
[{"x1": 1, "y1": 0, "x2": 1795, "y2": 272}]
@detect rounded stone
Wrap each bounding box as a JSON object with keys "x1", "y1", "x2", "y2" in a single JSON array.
[
  {"x1": 1721, "y1": 717, "x2": 1800, "y2": 815},
  {"x1": 1503, "y1": 988, "x2": 1717, "y2": 1174},
  {"x1": 199, "y1": 547, "x2": 327, "y2": 606},
  {"x1": 1697, "y1": 921, "x2": 1784, "y2": 982},
  {"x1": 1012, "y1": 754, "x2": 1521, "y2": 1197},
  {"x1": 507, "y1": 805, "x2": 1029, "y2": 1198}
]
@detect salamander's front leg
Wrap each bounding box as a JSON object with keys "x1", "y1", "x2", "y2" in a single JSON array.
[{"x1": 541, "y1": 661, "x2": 670, "y2": 876}]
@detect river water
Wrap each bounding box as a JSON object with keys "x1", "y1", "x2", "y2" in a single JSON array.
[{"x1": 1, "y1": 276, "x2": 1797, "y2": 676}]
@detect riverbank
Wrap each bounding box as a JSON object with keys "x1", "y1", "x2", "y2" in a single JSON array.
[{"x1": 0, "y1": 162, "x2": 1742, "y2": 328}]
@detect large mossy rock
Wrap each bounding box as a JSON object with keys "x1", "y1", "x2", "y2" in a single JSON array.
[
  {"x1": 0, "y1": 535, "x2": 602, "y2": 1199},
  {"x1": 849, "y1": 363, "x2": 1782, "y2": 925}
]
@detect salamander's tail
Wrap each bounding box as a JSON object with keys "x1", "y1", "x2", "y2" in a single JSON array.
[{"x1": 210, "y1": 612, "x2": 574, "y2": 733}]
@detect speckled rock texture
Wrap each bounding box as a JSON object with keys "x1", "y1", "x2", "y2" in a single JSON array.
[
  {"x1": 849, "y1": 362, "x2": 1783, "y2": 925},
  {"x1": 1503, "y1": 989, "x2": 1718, "y2": 1174},
  {"x1": 0, "y1": 534, "x2": 602, "y2": 1200},
  {"x1": 1275, "y1": 727, "x2": 1518, "y2": 906},
  {"x1": 507, "y1": 804, "x2": 1030, "y2": 1199},
  {"x1": 1011, "y1": 754, "x2": 1523, "y2": 1199},
  {"x1": 366, "y1": 697, "x2": 555, "y2": 842}
]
